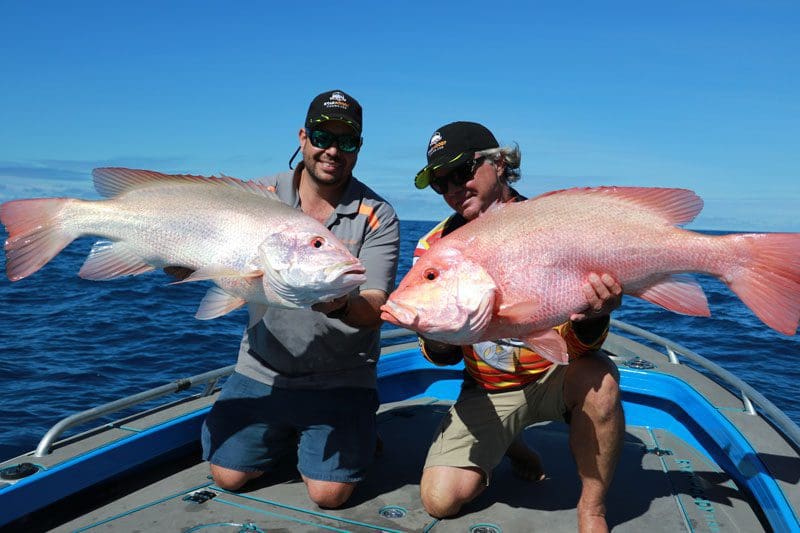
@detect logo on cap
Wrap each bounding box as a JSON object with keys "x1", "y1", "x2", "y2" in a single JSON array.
[
  {"x1": 427, "y1": 131, "x2": 446, "y2": 157},
  {"x1": 324, "y1": 91, "x2": 350, "y2": 110}
]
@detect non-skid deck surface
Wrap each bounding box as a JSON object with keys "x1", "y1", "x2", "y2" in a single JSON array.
[{"x1": 51, "y1": 397, "x2": 766, "y2": 532}]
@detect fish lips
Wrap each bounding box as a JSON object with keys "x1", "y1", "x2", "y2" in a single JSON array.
[
  {"x1": 380, "y1": 299, "x2": 417, "y2": 328},
  {"x1": 327, "y1": 260, "x2": 367, "y2": 288},
  {"x1": 380, "y1": 299, "x2": 466, "y2": 338}
]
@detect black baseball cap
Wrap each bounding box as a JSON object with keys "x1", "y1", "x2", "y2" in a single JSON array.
[
  {"x1": 415, "y1": 121, "x2": 499, "y2": 189},
  {"x1": 305, "y1": 89, "x2": 362, "y2": 134}
]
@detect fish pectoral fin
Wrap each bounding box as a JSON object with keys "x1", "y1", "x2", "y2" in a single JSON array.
[
  {"x1": 79, "y1": 241, "x2": 155, "y2": 280},
  {"x1": 633, "y1": 274, "x2": 710, "y2": 316},
  {"x1": 247, "y1": 303, "x2": 269, "y2": 328},
  {"x1": 170, "y1": 265, "x2": 263, "y2": 285},
  {"x1": 520, "y1": 330, "x2": 570, "y2": 365},
  {"x1": 195, "y1": 286, "x2": 246, "y2": 320},
  {"x1": 496, "y1": 300, "x2": 540, "y2": 325}
]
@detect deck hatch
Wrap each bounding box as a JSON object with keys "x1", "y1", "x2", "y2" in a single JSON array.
[
  {"x1": 378, "y1": 505, "x2": 407, "y2": 518},
  {"x1": 183, "y1": 489, "x2": 218, "y2": 504},
  {"x1": 622, "y1": 357, "x2": 656, "y2": 369},
  {"x1": 469, "y1": 524, "x2": 502, "y2": 533},
  {"x1": 0, "y1": 462, "x2": 41, "y2": 480}
]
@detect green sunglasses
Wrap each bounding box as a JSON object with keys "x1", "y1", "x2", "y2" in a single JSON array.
[{"x1": 306, "y1": 128, "x2": 361, "y2": 153}]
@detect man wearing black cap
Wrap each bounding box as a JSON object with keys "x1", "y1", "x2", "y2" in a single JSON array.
[
  {"x1": 412, "y1": 121, "x2": 624, "y2": 532},
  {"x1": 200, "y1": 90, "x2": 400, "y2": 508}
]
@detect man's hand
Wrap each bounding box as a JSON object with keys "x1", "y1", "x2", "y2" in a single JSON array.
[{"x1": 570, "y1": 272, "x2": 623, "y2": 322}]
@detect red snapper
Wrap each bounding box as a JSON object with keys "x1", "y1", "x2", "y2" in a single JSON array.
[{"x1": 381, "y1": 186, "x2": 800, "y2": 368}]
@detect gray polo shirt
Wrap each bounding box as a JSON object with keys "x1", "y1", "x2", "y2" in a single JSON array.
[{"x1": 235, "y1": 165, "x2": 400, "y2": 389}]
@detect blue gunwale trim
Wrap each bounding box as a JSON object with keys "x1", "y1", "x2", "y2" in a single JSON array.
[
  {"x1": 621, "y1": 365, "x2": 798, "y2": 530},
  {"x1": 0, "y1": 346, "x2": 796, "y2": 530},
  {"x1": 0, "y1": 407, "x2": 211, "y2": 526},
  {"x1": 380, "y1": 347, "x2": 800, "y2": 531}
]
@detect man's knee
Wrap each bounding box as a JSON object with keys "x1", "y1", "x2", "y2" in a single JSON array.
[
  {"x1": 305, "y1": 479, "x2": 356, "y2": 509},
  {"x1": 421, "y1": 466, "x2": 484, "y2": 518},
  {"x1": 566, "y1": 352, "x2": 622, "y2": 416},
  {"x1": 421, "y1": 483, "x2": 465, "y2": 518},
  {"x1": 209, "y1": 464, "x2": 263, "y2": 491}
]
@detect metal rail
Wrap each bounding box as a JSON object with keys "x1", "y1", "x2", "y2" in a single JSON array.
[
  {"x1": 32, "y1": 333, "x2": 416, "y2": 456},
  {"x1": 33, "y1": 321, "x2": 800, "y2": 456},
  {"x1": 609, "y1": 319, "x2": 800, "y2": 448},
  {"x1": 34, "y1": 365, "x2": 235, "y2": 457}
]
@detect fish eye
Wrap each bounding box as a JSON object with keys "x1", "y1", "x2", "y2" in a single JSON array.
[
  {"x1": 311, "y1": 237, "x2": 325, "y2": 248},
  {"x1": 424, "y1": 268, "x2": 438, "y2": 281}
]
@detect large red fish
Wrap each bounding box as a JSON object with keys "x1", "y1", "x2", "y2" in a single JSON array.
[{"x1": 381, "y1": 187, "x2": 800, "y2": 368}]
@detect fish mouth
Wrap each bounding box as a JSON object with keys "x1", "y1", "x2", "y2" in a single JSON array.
[
  {"x1": 380, "y1": 300, "x2": 418, "y2": 328},
  {"x1": 326, "y1": 260, "x2": 367, "y2": 285}
]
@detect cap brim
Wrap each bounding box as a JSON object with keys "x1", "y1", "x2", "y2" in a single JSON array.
[
  {"x1": 414, "y1": 151, "x2": 471, "y2": 189},
  {"x1": 307, "y1": 115, "x2": 361, "y2": 134}
]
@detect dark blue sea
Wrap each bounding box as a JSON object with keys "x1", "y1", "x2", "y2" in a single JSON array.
[{"x1": 1, "y1": 221, "x2": 798, "y2": 462}]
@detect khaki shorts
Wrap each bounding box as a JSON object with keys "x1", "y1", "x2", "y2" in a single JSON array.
[{"x1": 424, "y1": 362, "x2": 569, "y2": 483}]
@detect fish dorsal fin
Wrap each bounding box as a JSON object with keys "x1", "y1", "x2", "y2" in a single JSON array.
[
  {"x1": 535, "y1": 186, "x2": 704, "y2": 226},
  {"x1": 92, "y1": 167, "x2": 281, "y2": 201}
]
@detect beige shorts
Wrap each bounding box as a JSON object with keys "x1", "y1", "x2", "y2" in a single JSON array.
[{"x1": 424, "y1": 362, "x2": 569, "y2": 483}]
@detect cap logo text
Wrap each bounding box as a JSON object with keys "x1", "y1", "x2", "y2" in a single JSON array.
[
  {"x1": 427, "y1": 131, "x2": 446, "y2": 156},
  {"x1": 324, "y1": 91, "x2": 350, "y2": 110}
]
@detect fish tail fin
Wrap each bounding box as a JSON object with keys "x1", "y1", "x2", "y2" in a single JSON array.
[
  {"x1": 723, "y1": 233, "x2": 800, "y2": 335},
  {"x1": 0, "y1": 198, "x2": 77, "y2": 281}
]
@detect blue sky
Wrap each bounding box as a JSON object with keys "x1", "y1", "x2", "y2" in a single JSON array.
[{"x1": 1, "y1": 1, "x2": 797, "y2": 231}]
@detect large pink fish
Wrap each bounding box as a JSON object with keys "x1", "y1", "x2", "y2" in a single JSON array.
[
  {"x1": 381, "y1": 187, "x2": 800, "y2": 368},
  {"x1": 1, "y1": 168, "x2": 367, "y2": 325}
]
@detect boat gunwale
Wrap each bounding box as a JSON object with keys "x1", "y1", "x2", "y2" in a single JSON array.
[{"x1": 1, "y1": 320, "x2": 798, "y2": 530}]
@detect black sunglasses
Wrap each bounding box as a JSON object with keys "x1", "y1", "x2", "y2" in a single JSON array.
[
  {"x1": 430, "y1": 157, "x2": 485, "y2": 195},
  {"x1": 306, "y1": 128, "x2": 361, "y2": 153}
]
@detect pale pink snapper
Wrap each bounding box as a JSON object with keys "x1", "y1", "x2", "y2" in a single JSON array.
[
  {"x1": 1, "y1": 168, "x2": 366, "y2": 325},
  {"x1": 381, "y1": 186, "x2": 800, "y2": 370}
]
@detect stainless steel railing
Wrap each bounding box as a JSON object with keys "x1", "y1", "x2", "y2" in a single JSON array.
[
  {"x1": 34, "y1": 365, "x2": 235, "y2": 457},
  {"x1": 609, "y1": 319, "x2": 800, "y2": 449},
  {"x1": 33, "y1": 321, "x2": 800, "y2": 456}
]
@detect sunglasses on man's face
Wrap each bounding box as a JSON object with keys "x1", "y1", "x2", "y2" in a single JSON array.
[
  {"x1": 306, "y1": 129, "x2": 361, "y2": 153},
  {"x1": 430, "y1": 157, "x2": 485, "y2": 195}
]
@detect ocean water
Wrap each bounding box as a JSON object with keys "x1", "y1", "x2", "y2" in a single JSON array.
[{"x1": 0, "y1": 221, "x2": 798, "y2": 462}]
